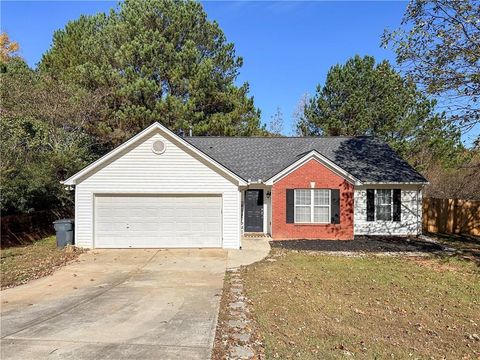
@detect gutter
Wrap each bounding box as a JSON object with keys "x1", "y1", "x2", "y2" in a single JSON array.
[{"x1": 360, "y1": 181, "x2": 430, "y2": 185}]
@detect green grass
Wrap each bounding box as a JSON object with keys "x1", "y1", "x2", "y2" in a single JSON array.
[
  {"x1": 243, "y1": 250, "x2": 480, "y2": 359},
  {"x1": 1, "y1": 236, "x2": 84, "y2": 289}
]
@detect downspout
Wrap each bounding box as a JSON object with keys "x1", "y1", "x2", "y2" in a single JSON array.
[
  {"x1": 417, "y1": 185, "x2": 424, "y2": 236},
  {"x1": 416, "y1": 187, "x2": 419, "y2": 236}
]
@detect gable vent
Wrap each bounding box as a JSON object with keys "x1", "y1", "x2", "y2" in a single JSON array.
[{"x1": 152, "y1": 140, "x2": 166, "y2": 154}]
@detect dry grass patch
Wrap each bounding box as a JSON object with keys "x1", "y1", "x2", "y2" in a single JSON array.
[
  {"x1": 1, "y1": 236, "x2": 85, "y2": 289},
  {"x1": 243, "y1": 250, "x2": 480, "y2": 359}
]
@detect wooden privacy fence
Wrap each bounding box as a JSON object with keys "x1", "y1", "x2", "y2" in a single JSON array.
[
  {"x1": 423, "y1": 198, "x2": 480, "y2": 236},
  {"x1": 1, "y1": 208, "x2": 73, "y2": 248}
]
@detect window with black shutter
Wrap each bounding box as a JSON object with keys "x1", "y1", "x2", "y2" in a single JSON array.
[
  {"x1": 286, "y1": 189, "x2": 294, "y2": 223},
  {"x1": 393, "y1": 189, "x2": 401, "y2": 222},
  {"x1": 366, "y1": 189, "x2": 375, "y2": 221},
  {"x1": 294, "y1": 189, "x2": 331, "y2": 224},
  {"x1": 331, "y1": 189, "x2": 340, "y2": 224},
  {"x1": 367, "y1": 189, "x2": 402, "y2": 221}
]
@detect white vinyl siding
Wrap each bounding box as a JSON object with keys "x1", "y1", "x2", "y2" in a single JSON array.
[
  {"x1": 74, "y1": 131, "x2": 241, "y2": 249},
  {"x1": 354, "y1": 185, "x2": 423, "y2": 235},
  {"x1": 294, "y1": 189, "x2": 330, "y2": 224}
]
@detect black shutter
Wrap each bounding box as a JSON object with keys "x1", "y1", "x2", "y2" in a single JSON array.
[
  {"x1": 330, "y1": 189, "x2": 340, "y2": 224},
  {"x1": 286, "y1": 189, "x2": 294, "y2": 223},
  {"x1": 393, "y1": 189, "x2": 401, "y2": 222},
  {"x1": 367, "y1": 189, "x2": 375, "y2": 221}
]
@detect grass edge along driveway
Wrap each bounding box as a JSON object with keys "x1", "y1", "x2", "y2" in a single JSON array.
[{"x1": 1, "y1": 236, "x2": 85, "y2": 289}]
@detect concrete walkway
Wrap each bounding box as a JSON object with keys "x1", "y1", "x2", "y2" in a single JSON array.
[
  {"x1": 1, "y1": 239, "x2": 270, "y2": 360},
  {"x1": 226, "y1": 237, "x2": 271, "y2": 269}
]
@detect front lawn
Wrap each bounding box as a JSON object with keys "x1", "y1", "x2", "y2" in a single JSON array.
[
  {"x1": 427, "y1": 232, "x2": 480, "y2": 260},
  {"x1": 243, "y1": 250, "x2": 480, "y2": 359},
  {"x1": 0, "y1": 236, "x2": 84, "y2": 289}
]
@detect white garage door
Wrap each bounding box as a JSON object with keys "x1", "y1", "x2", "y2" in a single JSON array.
[{"x1": 94, "y1": 194, "x2": 222, "y2": 248}]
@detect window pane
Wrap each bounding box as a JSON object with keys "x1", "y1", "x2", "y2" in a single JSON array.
[
  {"x1": 314, "y1": 207, "x2": 329, "y2": 223},
  {"x1": 314, "y1": 189, "x2": 330, "y2": 206},
  {"x1": 376, "y1": 204, "x2": 392, "y2": 221},
  {"x1": 295, "y1": 206, "x2": 311, "y2": 222},
  {"x1": 295, "y1": 189, "x2": 311, "y2": 205},
  {"x1": 377, "y1": 189, "x2": 391, "y2": 205}
]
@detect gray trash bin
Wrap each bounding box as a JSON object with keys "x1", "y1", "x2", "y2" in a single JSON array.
[{"x1": 53, "y1": 219, "x2": 74, "y2": 248}]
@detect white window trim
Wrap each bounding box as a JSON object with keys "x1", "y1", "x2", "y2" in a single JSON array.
[
  {"x1": 375, "y1": 189, "x2": 393, "y2": 222},
  {"x1": 294, "y1": 189, "x2": 331, "y2": 224}
]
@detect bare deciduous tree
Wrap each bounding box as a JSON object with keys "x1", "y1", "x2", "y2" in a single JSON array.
[
  {"x1": 292, "y1": 93, "x2": 310, "y2": 136},
  {"x1": 383, "y1": 0, "x2": 480, "y2": 132},
  {"x1": 268, "y1": 107, "x2": 284, "y2": 136}
]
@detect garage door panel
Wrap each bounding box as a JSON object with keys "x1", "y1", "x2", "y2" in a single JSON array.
[
  {"x1": 190, "y1": 223, "x2": 205, "y2": 232},
  {"x1": 94, "y1": 195, "x2": 222, "y2": 248},
  {"x1": 158, "y1": 222, "x2": 175, "y2": 232},
  {"x1": 207, "y1": 222, "x2": 221, "y2": 232}
]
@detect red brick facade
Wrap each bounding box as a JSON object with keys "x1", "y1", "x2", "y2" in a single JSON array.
[{"x1": 271, "y1": 159, "x2": 354, "y2": 240}]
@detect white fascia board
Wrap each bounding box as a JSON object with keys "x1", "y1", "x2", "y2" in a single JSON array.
[
  {"x1": 62, "y1": 122, "x2": 247, "y2": 186},
  {"x1": 264, "y1": 150, "x2": 362, "y2": 186}
]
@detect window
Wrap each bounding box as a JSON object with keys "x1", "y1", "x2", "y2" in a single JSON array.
[
  {"x1": 376, "y1": 189, "x2": 392, "y2": 221},
  {"x1": 294, "y1": 189, "x2": 311, "y2": 222},
  {"x1": 295, "y1": 189, "x2": 330, "y2": 223}
]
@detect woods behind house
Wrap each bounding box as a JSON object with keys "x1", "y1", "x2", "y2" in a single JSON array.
[{"x1": 1, "y1": 0, "x2": 479, "y2": 228}]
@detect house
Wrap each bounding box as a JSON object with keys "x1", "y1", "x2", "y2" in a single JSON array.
[{"x1": 63, "y1": 122, "x2": 427, "y2": 249}]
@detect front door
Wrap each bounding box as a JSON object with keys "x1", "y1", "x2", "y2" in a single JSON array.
[{"x1": 244, "y1": 189, "x2": 264, "y2": 232}]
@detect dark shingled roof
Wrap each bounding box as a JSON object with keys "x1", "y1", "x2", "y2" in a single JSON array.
[{"x1": 185, "y1": 136, "x2": 427, "y2": 183}]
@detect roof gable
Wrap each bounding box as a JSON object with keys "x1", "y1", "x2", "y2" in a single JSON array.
[
  {"x1": 63, "y1": 123, "x2": 247, "y2": 186},
  {"x1": 264, "y1": 150, "x2": 361, "y2": 185}
]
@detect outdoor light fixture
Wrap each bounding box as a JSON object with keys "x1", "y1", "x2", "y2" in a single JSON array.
[{"x1": 266, "y1": 191, "x2": 271, "y2": 198}]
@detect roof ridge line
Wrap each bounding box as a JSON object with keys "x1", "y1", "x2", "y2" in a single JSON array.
[{"x1": 186, "y1": 136, "x2": 370, "y2": 139}]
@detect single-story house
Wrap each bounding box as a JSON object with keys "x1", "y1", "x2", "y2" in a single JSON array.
[{"x1": 63, "y1": 122, "x2": 427, "y2": 249}]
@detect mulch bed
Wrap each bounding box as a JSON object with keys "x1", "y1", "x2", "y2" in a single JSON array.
[{"x1": 270, "y1": 235, "x2": 445, "y2": 253}]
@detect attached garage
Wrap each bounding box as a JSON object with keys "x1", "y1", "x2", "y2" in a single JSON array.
[
  {"x1": 95, "y1": 194, "x2": 222, "y2": 248},
  {"x1": 63, "y1": 123, "x2": 244, "y2": 249}
]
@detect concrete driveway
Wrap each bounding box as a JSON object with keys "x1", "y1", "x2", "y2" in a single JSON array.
[{"x1": 1, "y1": 248, "x2": 227, "y2": 360}]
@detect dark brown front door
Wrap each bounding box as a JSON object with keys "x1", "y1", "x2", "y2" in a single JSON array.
[{"x1": 245, "y1": 189, "x2": 264, "y2": 232}]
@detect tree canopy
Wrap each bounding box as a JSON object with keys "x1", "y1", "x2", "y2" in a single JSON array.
[
  {"x1": 382, "y1": 0, "x2": 480, "y2": 131},
  {"x1": 0, "y1": 58, "x2": 96, "y2": 214},
  {"x1": 40, "y1": 0, "x2": 264, "y2": 146},
  {"x1": 302, "y1": 55, "x2": 462, "y2": 170},
  {"x1": 0, "y1": 32, "x2": 20, "y2": 64}
]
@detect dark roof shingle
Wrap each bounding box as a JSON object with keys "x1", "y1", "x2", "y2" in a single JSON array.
[{"x1": 185, "y1": 136, "x2": 427, "y2": 183}]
